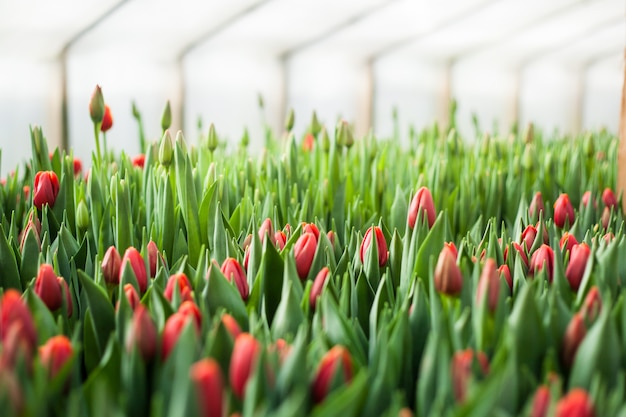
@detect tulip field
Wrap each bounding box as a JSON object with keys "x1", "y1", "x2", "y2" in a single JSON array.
[{"x1": 1, "y1": 85, "x2": 625, "y2": 417}]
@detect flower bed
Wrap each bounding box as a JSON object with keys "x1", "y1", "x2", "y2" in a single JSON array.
[{"x1": 0, "y1": 87, "x2": 622, "y2": 417}]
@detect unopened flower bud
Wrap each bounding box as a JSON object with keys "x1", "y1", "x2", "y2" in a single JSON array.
[
  {"x1": 229, "y1": 333, "x2": 261, "y2": 399},
  {"x1": 207, "y1": 123, "x2": 218, "y2": 152},
  {"x1": 434, "y1": 246, "x2": 463, "y2": 296},
  {"x1": 159, "y1": 131, "x2": 173, "y2": 166},
  {"x1": 76, "y1": 199, "x2": 89, "y2": 231},
  {"x1": 89, "y1": 85, "x2": 105, "y2": 124},
  {"x1": 161, "y1": 100, "x2": 171, "y2": 132}
]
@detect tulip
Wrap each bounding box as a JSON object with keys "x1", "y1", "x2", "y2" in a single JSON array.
[
  {"x1": 302, "y1": 222, "x2": 320, "y2": 240},
  {"x1": 33, "y1": 171, "x2": 60, "y2": 209},
  {"x1": 603, "y1": 232, "x2": 614, "y2": 243},
  {"x1": 19, "y1": 210, "x2": 41, "y2": 251},
  {"x1": 310, "y1": 267, "x2": 330, "y2": 310},
  {"x1": 581, "y1": 287, "x2": 601, "y2": 324},
  {"x1": 451, "y1": 349, "x2": 489, "y2": 403},
  {"x1": 565, "y1": 243, "x2": 590, "y2": 291},
  {"x1": 119, "y1": 283, "x2": 141, "y2": 311},
  {"x1": 498, "y1": 264, "x2": 512, "y2": 291},
  {"x1": 504, "y1": 242, "x2": 529, "y2": 269},
  {"x1": 34, "y1": 264, "x2": 63, "y2": 312},
  {"x1": 529, "y1": 244, "x2": 554, "y2": 282},
  {"x1": 360, "y1": 226, "x2": 388, "y2": 267},
  {"x1": 553, "y1": 194, "x2": 575, "y2": 228},
  {"x1": 39, "y1": 335, "x2": 73, "y2": 379},
  {"x1": 164, "y1": 273, "x2": 194, "y2": 303},
  {"x1": 120, "y1": 247, "x2": 147, "y2": 293},
  {"x1": 294, "y1": 232, "x2": 317, "y2": 280},
  {"x1": 581, "y1": 191, "x2": 594, "y2": 208},
  {"x1": 434, "y1": 246, "x2": 463, "y2": 296},
  {"x1": 132, "y1": 154, "x2": 146, "y2": 169},
  {"x1": 476, "y1": 259, "x2": 500, "y2": 312},
  {"x1": 221, "y1": 258, "x2": 249, "y2": 301},
  {"x1": 221, "y1": 313, "x2": 242, "y2": 339},
  {"x1": 559, "y1": 232, "x2": 578, "y2": 254},
  {"x1": 89, "y1": 85, "x2": 104, "y2": 124},
  {"x1": 311, "y1": 345, "x2": 353, "y2": 403},
  {"x1": 101, "y1": 105, "x2": 113, "y2": 132},
  {"x1": 327, "y1": 230, "x2": 336, "y2": 246},
  {"x1": 102, "y1": 246, "x2": 122, "y2": 286},
  {"x1": 190, "y1": 358, "x2": 224, "y2": 417},
  {"x1": 531, "y1": 386, "x2": 551, "y2": 417},
  {"x1": 126, "y1": 305, "x2": 157, "y2": 361},
  {"x1": 0, "y1": 321, "x2": 35, "y2": 370},
  {"x1": 408, "y1": 186, "x2": 436, "y2": 229},
  {"x1": 520, "y1": 225, "x2": 538, "y2": 252},
  {"x1": 161, "y1": 312, "x2": 196, "y2": 360},
  {"x1": 274, "y1": 231, "x2": 287, "y2": 250},
  {"x1": 58, "y1": 277, "x2": 72, "y2": 318},
  {"x1": 1, "y1": 290, "x2": 37, "y2": 354},
  {"x1": 528, "y1": 191, "x2": 545, "y2": 222},
  {"x1": 555, "y1": 389, "x2": 595, "y2": 417},
  {"x1": 562, "y1": 313, "x2": 586, "y2": 368},
  {"x1": 229, "y1": 333, "x2": 261, "y2": 399},
  {"x1": 444, "y1": 242, "x2": 458, "y2": 259},
  {"x1": 0, "y1": 366, "x2": 23, "y2": 414},
  {"x1": 241, "y1": 234, "x2": 253, "y2": 251},
  {"x1": 258, "y1": 218, "x2": 275, "y2": 245},
  {"x1": 283, "y1": 223, "x2": 292, "y2": 238},
  {"x1": 601, "y1": 188, "x2": 618, "y2": 209},
  {"x1": 147, "y1": 240, "x2": 159, "y2": 278},
  {"x1": 178, "y1": 301, "x2": 202, "y2": 332},
  {"x1": 73, "y1": 158, "x2": 82, "y2": 177},
  {"x1": 303, "y1": 133, "x2": 315, "y2": 151},
  {"x1": 600, "y1": 206, "x2": 611, "y2": 230}
]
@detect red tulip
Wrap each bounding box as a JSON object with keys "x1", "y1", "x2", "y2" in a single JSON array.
[
  {"x1": 190, "y1": 358, "x2": 224, "y2": 417},
  {"x1": 302, "y1": 222, "x2": 320, "y2": 240},
  {"x1": 270, "y1": 338, "x2": 292, "y2": 364},
  {"x1": 39, "y1": 335, "x2": 73, "y2": 379},
  {"x1": 434, "y1": 246, "x2": 463, "y2": 296},
  {"x1": 559, "y1": 232, "x2": 578, "y2": 254},
  {"x1": 221, "y1": 258, "x2": 249, "y2": 301},
  {"x1": 241, "y1": 234, "x2": 252, "y2": 251},
  {"x1": 327, "y1": 230, "x2": 336, "y2": 246},
  {"x1": 294, "y1": 232, "x2": 317, "y2": 280},
  {"x1": 126, "y1": 305, "x2": 157, "y2": 361},
  {"x1": 444, "y1": 242, "x2": 458, "y2": 260},
  {"x1": 529, "y1": 244, "x2": 554, "y2": 282},
  {"x1": 283, "y1": 223, "x2": 292, "y2": 238},
  {"x1": 258, "y1": 218, "x2": 275, "y2": 245},
  {"x1": 274, "y1": 231, "x2": 287, "y2": 250},
  {"x1": 221, "y1": 313, "x2": 242, "y2": 339},
  {"x1": 504, "y1": 242, "x2": 529, "y2": 269},
  {"x1": 120, "y1": 247, "x2": 147, "y2": 293},
  {"x1": 520, "y1": 225, "x2": 538, "y2": 252},
  {"x1": 164, "y1": 273, "x2": 194, "y2": 303},
  {"x1": 34, "y1": 264, "x2": 63, "y2": 312},
  {"x1": 554, "y1": 194, "x2": 575, "y2": 228},
  {"x1": 178, "y1": 301, "x2": 202, "y2": 332},
  {"x1": 360, "y1": 226, "x2": 388, "y2": 267},
  {"x1": 147, "y1": 240, "x2": 159, "y2": 278},
  {"x1": 33, "y1": 171, "x2": 60, "y2": 209},
  {"x1": 119, "y1": 283, "x2": 141, "y2": 311},
  {"x1": 476, "y1": 259, "x2": 500, "y2": 312},
  {"x1": 498, "y1": 264, "x2": 512, "y2": 291},
  {"x1": 19, "y1": 210, "x2": 41, "y2": 251},
  {"x1": 408, "y1": 186, "x2": 436, "y2": 229},
  {"x1": 581, "y1": 191, "x2": 594, "y2": 208},
  {"x1": 555, "y1": 389, "x2": 595, "y2": 417},
  {"x1": 1, "y1": 290, "x2": 37, "y2": 355},
  {"x1": 102, "y1": 246, "x2": 122, "y2": 286},
  {"x1": 600, "y1": 206, "x2": 611, "y2": 230},
  {"x1": 0, "y1": 320, "x2": 35, "y2": 371},
  {"x1": 229, "y1": 333, "x2": 261, "y2": 399},
  {"x1": 565, "y1": 243, "x2": 590, "y2": 291},
  {"x1": 132, "y1": 154, "x2": 145, "y2": 169},
  {"x1": 581, "y1": 287, "x2": 601, "y2": 324},
  {"x1": 451, "y1": 349, "x2": 489, "y2": 403},
  {"x1": 57, "y1": 277, "x2": 72, "y2": 318},
  {"x1": 562, "y1": 313, "x2": 586, "y2": 368},
  {"x1": 311, "y1": 345, "x2": 353, "y2": 403},
  {"x1": 602, "y1": 188, "x2": 618, "y2": 209},
  {"x1": 529, "y1": 191, "x2": 545, "y2": 221},
  {"x1": 310, "y1": 267, "x2": 330, "y2": 310},
  {"x1": 73, "y1": 158, "x2": 82, "y2": 177},
  {"x1": 302, "y1": 133, "x2": 315, "y2": 152},
  {"x1": 162, "y1": 312, "x2": 196, "y2": 361},
  {"x1": 531, "y1": 386, "x2": 551, "y2": 417},
  {"x1": 101, "y1": 105, "x2": 113, "y2": 132}
]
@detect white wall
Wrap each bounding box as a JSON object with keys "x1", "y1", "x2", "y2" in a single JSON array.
[{"x1": 583, "y1": 57, "x2": 622, "y2": 132}]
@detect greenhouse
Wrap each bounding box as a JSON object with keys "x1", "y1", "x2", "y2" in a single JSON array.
[{"x1": 0, "y1": 0, "x2": 625, "y2": 416}]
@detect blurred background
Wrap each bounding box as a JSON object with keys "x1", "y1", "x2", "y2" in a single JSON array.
[{"x1": 0, "y1": 0, "x2": 624, "y2": 174}]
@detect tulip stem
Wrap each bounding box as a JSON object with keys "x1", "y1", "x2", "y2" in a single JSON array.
[{"x1": 94, "y1": 123, "x2": 102, "y2": 167}]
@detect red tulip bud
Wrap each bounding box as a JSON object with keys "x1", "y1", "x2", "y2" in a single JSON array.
[
  {"x1": 132, "y1": 154, "x2": 145, "y2": 169},
  {"x1": 102, "y1": 246, "x2": 122, "y2": 286},
  {"x1": 221, "y1": 313, "x2": 242, "y2": 339},
  {"x1": 311, "y1": 345, "x2": 353, "y2": 403},
  {"x1": 498, "y1": 264, "x2": 512, "y2": 291},
  {"x1": 559, "y1": 232, "x2": 578, "y2": 254},
  {"x1": 221, "y1": 258, "x2": 249, "y2": 301},
  {"x1": 0, "y1": 321, "x2": 34, "y2": 371},
  {"x1": 101, "y1": 105, "x2": 113, "y2": 132},
  {"x1": 303, "y1": 133, "x2": 315, "y2": 151},
  {"x1": 434, "y1": 246, "x2": 463, "y2": 296},
  {"x1": 258, "y1": 218, "x2": 275, "y2": 245},
  {"x1": 520, "y1": 225, "x2": 538, "y2": 252},
  {"x1": 39, "y1": 335, "x2": 73, "y2": 379},
  {"x1": 57, "y1": 277, "x2": 72, "y2": 318},
  {"x1": 327, "y1": 230, "x2": 336, "y2": 246},
  {"x1": 531, "y1": 386, "x2": 551, "y2": 417},
  {"x1": 229, "y1": 333, "x2": 261, "y2": 399},
  {"x1": 120, "y1": 247, "x2": 147, "y2": 293},
  {"x1": 147, "y1": 240, "x2": 159, "y2": 278},
  {"x1": 302, "y1": 223, "x2": 320, "y2": 240},
  {"x1": 553, "y1": 194, "x2": 575, "y2": 228},
  {"x1": 504, "y1": 242, "x2": 529, "y2": 269},
  {"x1": 360, "y1": 226, "x2": 388, "y2": 267},
  {"x1": 164, "y1": 273, "x2": 194, "y2": 303},
  {"x1": 1, "y1": 290, "x2": 37, "y2": 356},
  {"x1": 190, "y1": 358, "x2": 224, "y2": 417},
  {"x1": 271, "y1": 338, "x2": 292, "y2": 364},
  {"x1": 274, "y1": 231, "x2": 287, "y2": 250},
  {"x1": 601, "y1": 188, "x2": 618, "y2": 209},
  {"x1": 178, "y1": 301, "x2": 202, "y2": 332},
  {"x1": 444, "y1": 242, "x2": 458, "y2": 259},
  {"x1": 19, "y1": 211, "x2": 41, "y2": 251},
  {"x1": 451, "y1": 349, "x2": 489, "y2": 403},
  {"x1": 121, "y1": 283, "x2": 141, "y2": 311},
  {"x1": 161, "y1": 312, "x2": 196, "y2": 361},
  {"x1": 555, "y1": 389, "x2": 595, "y2": 417},
  {"x1": 529, "y1": 192, "x2": 545, "y2": 221},
  {"x1": 600, "y1": 206, "x2": 611, "y2": 230},
  {"x1": 476, "y1": 259, "x2": 500, "y2": 312},
  {"x1": 565, "y1": 243, "x2": 590, "y2": 291},
  {"x1": 581, "y1": 191, "x2": 594, "y2": 208},
  {"x1": 283, "y1": 223, "x2": 292, "y2": 238},
  {"x1": 126, "y1": 305, "x2": 157, "y2": 361},
  {"x1": 581, "y1": 287, "x2": 601, "y2": 324},
  {"x1": 562, "y1": 313, "x2": 586, "y2": 368},
  {"x1": 33, "y1": 171, "x2": 60, "y2": 209},
  {"x1": 294, "y1": 232, "x2": 317, "y2": 280},
  {"x1": 529, "y1": 244, "x2": 554, "y2": 282},
  {"x1": 73, "y1": 158, "x2": 82, "y2": 177},
  {"x1": 408, "y1": 186, "x2": 436, "y2": 229},
  {"x1": 34, "y1": 264, "x2": 63, "y2": 312},
  {"x1": 241, "y1": 234, "x2": 253, "y2": 251},
  {"x1": 310, "y1": 267, "x2": 330, "y2": 310}
]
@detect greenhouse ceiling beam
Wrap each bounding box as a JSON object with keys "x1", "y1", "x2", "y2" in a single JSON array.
[{"x1": 59, "y1": 0, "x2": 130, "y2": 152}]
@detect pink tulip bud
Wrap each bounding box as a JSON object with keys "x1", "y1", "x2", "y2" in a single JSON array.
[
  {"x1": 126, "y1": 305, "x2": 157, "y2": 361},
  {"x1": 498, "y1": 264, "x2": 512, "y2": 291},
  {"x1": 164, "y1": 273, "x2": 194, "y2": 303},
  {"x1": 360, "y1": 226, "x2": 388, "y2": 267},
  {"x1": 601, "y1": 188, "x2": 618, "y2": 210},
  {"x1": 520, "y1": 225, "x2": 538, "y2": 252},
  {"x1": 311, "y1": 346, "x2": 353, "y2": 403},
  {"x1": 444, "y1": 242, "x2": 458, "y2": 259},
  {"x1": 434, "y1": 246, "x2": 463, "y2": 296},
  {"x1": 100, "y1": 105, "x2": 113, "y2": 132},
  {"x1": 258, "y1": 218, "x2": 275, "y2": 245},
  {"x1": 310, "y1": 267, "x2": 330, "y2": 310},
  {"x1": 121, "y1": 283, "x2": 140, "y2": 311},
  {"x1": 562, "y1": 313, "x2": 586, "y2": 368},
  {"x1": 531, "y1": 386, "x2": 551, "y2": 417},
  {"x1": 161, "y1": 312, "x2": 196, "y2": 361},
  {"x1": 57, "y1": 277, "x2": 72, "y2": 317},
  {"x1": 565, "y1": 243, "x2": 590, "y2": 291},
  {"x1": 302, "y1": 223, "x2": 320, "y2": 240},
  {"x1": 529, "y1": 192, "x2": 545, "y2": 221},
  {"x1": 33, "y1": 171, "x2": 60, "y2": 209},
  {"x1": 294, "y1": 232, "x2": 317, "y2": 280},
  {"x1": 326, "y1": 230, "x2": 336, "y2": 246},
  {"x1": 476, "y1": 259, "x2": 500, "y2": 312},
  {"x1": 221, "y1": 258, "x2": 249, "y2": 301},
  {"x1": 555, "y1": 389, "x2": 595, "y2": 417},
  {"x1": 451, "y1": 349, "x2": 489, "y2": 403},
  {"x1": 408, "y1": 186, "x2": 436, "y2": 229},
  {"x1": 559, "y1": 232, "x2": 578, "y2": 254},
  {"x1": 190, "y1": 358, "x2": 224, "y2": 417},
  {"x1": 120, "y1": 247, "x2": 147, "y2": 293},
  {"x1": 1, "y1": 290, "x2": 37, "y2": 356},
  {"x1": 39, "y1": 335, "x2": 73, "y2": 379},
  {"x1": 600, "y1": 206, "x2": 611, "y2": 230},
  {"x1": 102, "y1": 246, "x2": 122, "y2": 286},
  {"x1": 221, "y1": 313, "x2": 242, "y2": 339},
  {"x1": 581, "y1": 287, "x2": 601, "y2": 324},
  {"x1": 147, "y1": 240, "x2": 159, "y2": 278},
  {"x1": 34, "y1": 264, "x2": 63, "y2": 312},
  {"x1": 529, "y1": 244, "x2": 554, "y2": 282},
  {"x1": 581, "y1": 191, "x2": 593, "y2": 208},
  {"x1": 553, "y1": 194, "x2": 575, "y2": 228},
  {"x1": 229, "y1": 333, "x2": 261, "y2": 399},
  {"x1": 274, "y1": 231, "x2": 287, "y2": 250}
]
